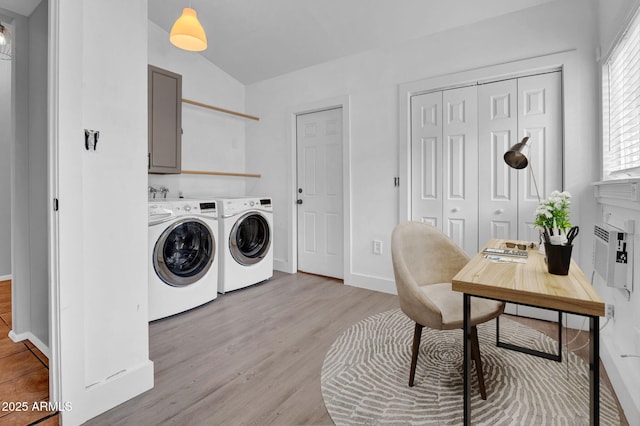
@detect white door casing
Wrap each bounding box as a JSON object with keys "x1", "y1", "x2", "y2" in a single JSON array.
[{"x1": 296, "y1": 108, "x2": 344, "y2": 278}]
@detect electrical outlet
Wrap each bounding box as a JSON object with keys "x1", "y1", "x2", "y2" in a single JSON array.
[
  {"x1": 605, "y1": 303, "x2": 615, "y2": 320},
  {"x1": 372, "y1": 240, "x2": 383, "y2": 255}
]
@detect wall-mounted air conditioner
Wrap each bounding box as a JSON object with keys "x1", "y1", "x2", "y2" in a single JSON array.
[{"x1": 593, "y1": 223, "x2": 634, "y2": 292}]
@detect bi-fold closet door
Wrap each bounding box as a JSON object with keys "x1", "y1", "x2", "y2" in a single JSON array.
[
  {"x1": 411, "y1": 86, "x2": 478, "y2": 254},
  {"x1": 411, "y1": 71, "x2": 563, "y2": 257}
]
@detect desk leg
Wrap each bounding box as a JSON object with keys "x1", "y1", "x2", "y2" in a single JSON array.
[
  {"x1": 589, "y1": 315, "x2": 600, "y2": 426},
  {"x1": 463, "y1": 294, "x2": 471, "y2": 426}
]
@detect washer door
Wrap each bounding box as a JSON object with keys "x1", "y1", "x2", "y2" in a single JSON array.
[
  {"x1": 229, "y1": 212, "x2": 271, "y2": 265},
  {"x1": 154, "y1": 218, "x2": 215, "y2": 286}
]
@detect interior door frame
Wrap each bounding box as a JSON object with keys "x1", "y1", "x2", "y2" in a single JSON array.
[
  {"x1": 288, "y1": 96, "x2": 351, "y2": 282},
  {"x1": 398, "y1": 50, "x2": 577, "y2": 223}
]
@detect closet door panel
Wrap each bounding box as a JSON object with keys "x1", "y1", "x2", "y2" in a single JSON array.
[
  {"x1": 478, "y1": 79, "x2": 518, "y2": 246},
  {"x1": 411, "y1": 92, "x2": 443, "y2": 227},
  {"x1": 517, "y1": 72, "x2": 563, "y2": 242},
  {"x1": 443, "y1": 86, "x2": 478, "y2": 255}
]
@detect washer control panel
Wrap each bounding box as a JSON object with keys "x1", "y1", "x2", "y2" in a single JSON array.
[{"x1": 149, "y1": 199, "x2": 218, "y2": 221}]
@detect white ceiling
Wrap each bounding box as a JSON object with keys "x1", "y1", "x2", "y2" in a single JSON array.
[
  {"x1": 149, "y1": 0, "x2": 557, "y2": 85},
  {"x1": 0, "y1": 0, "x2": 40, "y2": 17},
  {"x1": 1, "y1": 1, "x2": 559, "y2": 84}
]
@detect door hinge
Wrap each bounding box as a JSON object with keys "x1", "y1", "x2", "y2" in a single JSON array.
[
  {"x1": 148, "y1": 153, "x2": 151, "y2": 169},
  {"x1": 53, "y1": 198, "x2": 59, "y2": 211},
  {"x1": 394, "y1": 177, "x2": 400, "y2": 187}
]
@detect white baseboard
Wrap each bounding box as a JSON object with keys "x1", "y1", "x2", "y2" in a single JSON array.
[
  {"x1": 9, "y1": 330, "x2": 50, "y2": 358},
  {"x1": 273, "y1": 258, "x2": 294, "y2": 274},
  {"x1": 0, "y1": 274, "x2": 12, "y2": 281},
  {"x1": 601, "y1": 333, "x2": 640, "y2": 426},
  {"x1": 346, "y1": 273, "x2": 396, "y2": 295}
]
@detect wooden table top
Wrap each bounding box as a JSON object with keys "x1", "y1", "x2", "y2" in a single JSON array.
[{"x1": 452, "y1": 239, "x2": 605, "y2": 317}]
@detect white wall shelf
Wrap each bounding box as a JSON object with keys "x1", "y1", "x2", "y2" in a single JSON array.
[
  {"x1": 181, "y1": 170, "x2": 261, "y2": 178},
  {"x1": 182, "y1": 98, "x2": 260, "y2": 121}
]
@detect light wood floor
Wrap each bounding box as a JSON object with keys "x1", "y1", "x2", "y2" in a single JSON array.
[
  {"x1": 0, "y1": 280, "x2": 59, "y2": 426},
  {"x1": 86, "y1": 271, "x2": 628, "y2": 425}
]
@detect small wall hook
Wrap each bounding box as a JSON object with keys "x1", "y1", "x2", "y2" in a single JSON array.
[{"x1": 84, "y1": 129, "x2": 100, "y2": 151}]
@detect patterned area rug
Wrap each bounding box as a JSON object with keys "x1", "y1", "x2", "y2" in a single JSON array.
[{"x1": 321, "y1": 309, "x2": 620, "y2": 425}]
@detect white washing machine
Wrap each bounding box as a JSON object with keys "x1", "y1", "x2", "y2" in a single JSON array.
[
  {"x1": 148, "y1": 199, "x2": 219, "y2": 321},
  {"x1": 217, "y1": 197, "x2": 273, "y2": 293}
]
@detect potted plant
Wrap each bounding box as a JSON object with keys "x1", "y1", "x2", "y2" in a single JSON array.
[{"x1": 534, "y1": 191, "x2": 576, "y2": 275}]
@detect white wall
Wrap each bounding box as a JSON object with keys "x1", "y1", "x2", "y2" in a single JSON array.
[
  {"x1": 5, "y1": 0, "x2": 49, "y2": 353},
  {"x1": 147, "y1": 21, "x2": 248, "y2": 199},
  {"x1": 51, "y1": 0, "x2": 153, "y2": 423},
  {"x1": 246, "y1": 0, "x2": 600, "y2": 293},
  {"x1": 0, "y1": 20, "x2": 10, "y2": 279},
  {"x1": 596, "y1": 1, "x2": 640, "y2": 423},
  {"x1": 26, "y1": 0, "x2": 48, "y2": 349}
]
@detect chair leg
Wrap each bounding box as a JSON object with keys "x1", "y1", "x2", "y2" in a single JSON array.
[
  {"x1": 470, "y1": 325, "x2": 487, "y2": 400},
  {"x1": 409, "y1": 323, "x2": 423, "y2": 387}
]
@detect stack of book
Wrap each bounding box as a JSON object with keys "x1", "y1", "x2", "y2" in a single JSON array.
[{"x1": 482, "y1": 247, "x2": 528, "y2": 263}]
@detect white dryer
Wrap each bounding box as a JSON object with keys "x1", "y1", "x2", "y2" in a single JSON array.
[
  {"x1": 217, "y1": 197, "x2": 273, "y2": 293},
  {"x1": 148, "y1": 199, "x2": 219, "y2": 321}
]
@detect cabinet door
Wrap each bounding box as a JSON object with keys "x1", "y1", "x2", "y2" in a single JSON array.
[
  {"x1": 148, "y1": 65, "x2": 182, "y2": 174},
  {"x1": 478, "y1": 79, "x2": 518, "y2": 246},
  {"x1": 442, "y1": 86, "x2": 478, "y2": 255},
  {"x1": 411, "y1": 91, "x2": 443, "y2": 228}
]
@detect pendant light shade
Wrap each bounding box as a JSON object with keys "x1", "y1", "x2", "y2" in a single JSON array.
[
  {"x1": 0, "y1": 23, "x2": 11, "y2": 60},
  {"x1": 170, "y1": 7, "x2": 207, "y2": 52}
]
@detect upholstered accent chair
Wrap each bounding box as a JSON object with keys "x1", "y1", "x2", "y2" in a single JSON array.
[{"x1": 391, "y1": 221, "x2": 504, "y2": 399}]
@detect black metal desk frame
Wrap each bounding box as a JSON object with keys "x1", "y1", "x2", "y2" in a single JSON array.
[
  {"x1": 463, "y1": 295, "x2": 600, "y2": 426},
  {"x1": 496, "y1": 309, "x2": 563, "y2": 362}
]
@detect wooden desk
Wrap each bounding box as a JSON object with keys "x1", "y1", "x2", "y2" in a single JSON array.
[{"x1": 452, "y1": 239, "x2": 605, "y2": 426}]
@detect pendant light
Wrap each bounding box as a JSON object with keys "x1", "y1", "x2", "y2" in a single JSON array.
[
  {"x1": 169, "y1": 4, "x2": 207, "y2": 52},
  {"x1": 0, "y1": 23, "x2": 11, "y2": 60}
]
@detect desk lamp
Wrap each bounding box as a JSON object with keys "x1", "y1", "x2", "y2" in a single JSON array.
[{"x1": 503, "y1": 136, "x2": 541, "y2": 202}]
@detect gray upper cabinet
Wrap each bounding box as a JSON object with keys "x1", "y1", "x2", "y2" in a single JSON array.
[{"x1": 148, "y1": 65, "x2": 182, "y2": 174}]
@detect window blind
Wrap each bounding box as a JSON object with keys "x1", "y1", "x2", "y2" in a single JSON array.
[{"x1": 605, "y1": 9, "x2": 640, "y2": 177}]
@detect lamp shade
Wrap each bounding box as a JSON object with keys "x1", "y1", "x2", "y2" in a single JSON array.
[
  {"x1": 0, "y1": 23, "x2": 11, "y2": 60},
  {"x1": 169, "y1": 8, "x2": 207, "y2": 52},
  {"x1": 503, "y1": 136, "x2": 531, "y2": 169}
]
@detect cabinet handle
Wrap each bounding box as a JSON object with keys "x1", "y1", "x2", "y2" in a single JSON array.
[
  {"x1": 495, "y1": 208, "x2": 505, "y2": 214},
  {"x1": 451, "y1": 207, "x2": 460, "y2": 213}
]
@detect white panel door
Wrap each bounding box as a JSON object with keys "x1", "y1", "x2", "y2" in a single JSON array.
[
  {"x1": 517, "y1": 72, "x2": 563, "y2": 242},
  {"x1": 442, "y1": 86, "x2": 478, "y2": 255},
  {"x1": 478, "y1": 79, "x2": 518, "y2": 246},
  {"x1": 296, "y1": 108, "x2": 343, "y2": 278},
  {"x1": 516, "y1": 71, "x2": 563, "y2": 322},
  {"x1": 411, "y1": 91, "x2": 443, "y2": 228}
]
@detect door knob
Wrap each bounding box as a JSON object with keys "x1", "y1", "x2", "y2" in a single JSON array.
[
  {"x1": 451, "y1": 207, "x2": 460, "y2": 213},
  {"x1": 297, "y1": 199, "x2": 303, "y2": 205},
  {"x1": 495, "y1": 208, "x2": 505, "y2": 214}
]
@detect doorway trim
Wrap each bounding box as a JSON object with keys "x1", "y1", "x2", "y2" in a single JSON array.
[
  {"x1": 47, "y1": 0, "x2": 61, "y2": 403},
  {"x1": 288, "y1": 96, "x2": 351, "y2": 283}
]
